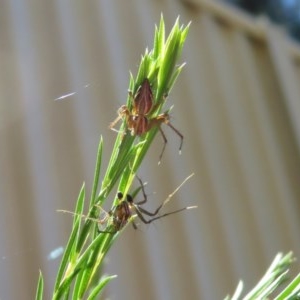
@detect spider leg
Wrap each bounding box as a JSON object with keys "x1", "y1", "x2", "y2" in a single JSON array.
[
  {"x1": 131, "y1": 220, "x2": 138, "y2": 229},
  {"x1": 133, "y1": 173, "x2": 196, "y2": 222},
  {"x1": 138, "y1": 206, "x2": 197, "y2": 224},
  {"x1": 137, "y1": 203, "x2": 164, "y2": 216},
  {"x1": 134, "y1": 176, "x2": 148, "y2": 205},
  {"x1": 165, "y1": 121, "x2": 183, "y2": 153},
  {"x1": 158, "y1": 126, "x2": 167, "y2": 164},
  {"x1": 109, "y1": 105, "x2": 130, "y2": 132},
  {"x1": 57, "y1": 210, "x2": 101, "y2": 223},
  {"x1": 109, "y1": 115, "x2": 123, "y2": 132},
  {"x1": 146, "y1": 117, "x2": 167, "y2": 163},
  {"x1": 147, "y1": 113, "x2": 183, "y2": 162},
  {"x1": 157, "y1": 113, "x2": 183, "y2": 154},
  {"x1": 57, "y1": 209, "x2": 114, "y2": 234},
  {"x1": 133, "y1": 205, "x2": 154, "y2": 224}
]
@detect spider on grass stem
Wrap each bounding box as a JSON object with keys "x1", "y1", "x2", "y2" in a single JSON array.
[
  {"x1": 109, "y1": 78, "x2": 183, "y2": 163},
  {"x1": 58, "y1": 174, "x2": 196, "y2": 233}
]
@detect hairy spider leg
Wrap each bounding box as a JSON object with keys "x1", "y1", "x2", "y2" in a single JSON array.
[
  {"x1": 57, "y1": 208, "x2": 113, "y2": 233},
  {"x1": 109, "y1": 105, "x2": 131, "y2": 133},
  {"x1": 128, "y1": 173, "x2": 196, "y2": 226},
  {"x1": 146, "y1": 112, "x2": 184, "y2": 163}
]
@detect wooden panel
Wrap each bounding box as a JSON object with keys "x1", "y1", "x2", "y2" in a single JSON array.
[{"x1": 1, "y1": 0, "x2": 300, "y2": 299}]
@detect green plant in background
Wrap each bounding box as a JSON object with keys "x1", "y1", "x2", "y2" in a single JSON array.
[
  {"x1": 225, "y1": 252, "x2": 300, "y2": 299},
  {"x1": 35, "y1": 16, "x2": 190, "y2": 300}
]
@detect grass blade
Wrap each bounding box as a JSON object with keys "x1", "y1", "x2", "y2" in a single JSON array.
[{"x1": 35, "y1": 271, "x2": 44, "y2": 300}]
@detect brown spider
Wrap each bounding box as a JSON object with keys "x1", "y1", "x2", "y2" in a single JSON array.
[
  {"x1": 109, "y1": 78, "x2": 183, "y2": 162},
  {"x1": 58, "y1": 174, "x2": 196, "y2": 233},
  {"x1": 108, "y1": 175, "x2": 196, "y2": 232}
]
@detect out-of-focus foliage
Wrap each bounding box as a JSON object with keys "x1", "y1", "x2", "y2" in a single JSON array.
[{"x1": 225, "y1": 0, "x2": 300, "y2": 42}]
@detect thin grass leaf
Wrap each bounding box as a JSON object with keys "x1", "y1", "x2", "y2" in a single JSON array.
[
  {"x1": 157, "y1": 20, "x2": 181, "y2": 94},
  {"x1": 224, "y1": 281, "x2": 244, "y2": 300},
  {"x1": 89, "y1": 137, "x2": 103, "y2": 208},
  {"x1": 53, "y1": 218, "x2": 81, "y2": 295},
  {"x1": 73, "y1": 183, "x2": 86, "y2": 229},
  {"x1": 100, "y1": 135, "x2": 136, "y2": 197},
  {"x1": 77, "y1": 243, "x2": 103, "y2": 297},
  {"x1": 167, "y1": 63, "x2": 186, "y2": 94},
  {"x1": 231, "y1": 281, "x2": 243, "y2": 300},
  {"x1": 73, "y1": 233, "x2": 111, "y2": 273},
  {"x1": 243, "y1": 253, "x2": 293, "y2": 300},
  {"x1": 275, "y1": 273, "x2": 300, "y2": 300},
  {"x1": 72, "y1": 267, "x2": 85, "y2": 300},
  {"x1": 53, "y1": 268, "x2": 81, "y2": 300},
  {"x1": 258, "y1": 270, "x2": 289, "y2": 299},
  {"x1": 61, "y1": 238, "x2": 102, "y2": 299},
  {"x1": 75, "y1": 233, "x2": 118, "y2": 298},
  {"x1": 35, "y1": 271, "x2": 44, "y2": 300},
  {"x1": 87, "y1": 275, "x2": 118, "y2": 300},
  {"x1": 226, "y1": 253, "x2": 296, "y2": 300},
  {"x1": 102, "y1": 133, "x2": 124, "y2": 185},
  {"x1": 102, "y1": 141, "x2": 138, "y2": 198},
  {"x1": 153, "y1": 15, "x2": 165, "y2": 59},
  {"x1": 54, "y1": 184, "x2": 85, "y2": 292},
  {"x1": 101, "y1": 133, "x2": 136, "y2": 196},
  {"x1": 129, "y1": 127, "x2": 160, "y2": 170},
  {"x1": 73, "y1": 233, "x2": 115, "y2": 300},
  {"x1": 73, "y1": 236, "x2": 111, "y2": 299},
  {"x1": 181, "y1": 21, "x2": 191, "y2": 45},
  {"x1": 135, "y1": 53, "x2": 151, "y2": 90}
]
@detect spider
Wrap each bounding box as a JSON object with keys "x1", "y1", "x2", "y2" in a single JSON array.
[
  {"x1": 58, "y1": 174, "x2": 196, "y2": 233},
  {"x1": 107, "y1": 176, "x2": 196, "y2": 232},
  {"x1": 109, "y1": 78, "x2": 183, "y2": 162}
]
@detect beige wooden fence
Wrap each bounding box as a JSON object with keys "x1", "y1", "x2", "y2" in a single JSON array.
[{"x1": 1, "y1": 0, "x2": 300, "y2": 299}]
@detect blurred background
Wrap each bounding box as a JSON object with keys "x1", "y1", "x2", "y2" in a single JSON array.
[{"x1": 1, "y1": 0, "x2": 300, "y2": 299}]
